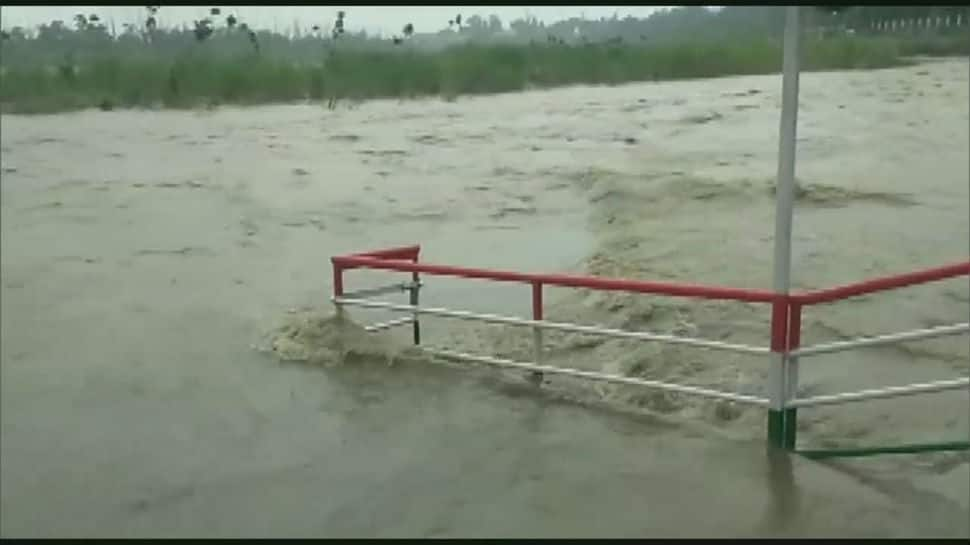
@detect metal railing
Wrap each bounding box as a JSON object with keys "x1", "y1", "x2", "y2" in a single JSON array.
[{"x1": 331, "y1": 245, "x2": 970, "y2": 458}]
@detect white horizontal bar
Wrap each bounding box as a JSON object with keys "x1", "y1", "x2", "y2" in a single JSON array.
[
  {"x1": 792, "y1": 323, "x2": 970, "y2": 358},
  {"x1": 423, "y1": 346, "x2": 770, "y2": 407},
  {"x1": 363, "y1": 316, "x2": 415, "y2": 332},
  {"x1": 333, "y1": 297, "x2": 768, "y2": 356},
  {"x1": 789, "y1": 377, "x2": 970, "y2": 408},
  {"x1": 342, "y1": 282, "x2": 420, "y2": 300}
]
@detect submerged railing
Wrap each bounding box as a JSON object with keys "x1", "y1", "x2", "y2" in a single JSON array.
[{"x1": 331, "y1": 245, "x2": 970, "y2": 459}]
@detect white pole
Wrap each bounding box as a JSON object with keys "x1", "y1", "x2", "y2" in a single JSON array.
[
  {"x1": 774, "y1": 4, "x2": 801, "y2": 331},
  {"x1": 769, "y1": 5, "x2": 801, "y2": 446}
]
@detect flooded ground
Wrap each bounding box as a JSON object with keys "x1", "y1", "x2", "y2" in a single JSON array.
[{"x1": 1, "y1": 58, "x2": 968, "y2": 537}]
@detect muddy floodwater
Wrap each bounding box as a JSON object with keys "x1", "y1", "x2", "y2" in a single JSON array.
[{"x1": 1, "y1": 58, "x2": 968, "y2": 537}]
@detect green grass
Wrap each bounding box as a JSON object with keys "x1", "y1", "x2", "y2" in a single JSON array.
[{"x1": 1, "y1": 34, "x2": 966, "y2": 114}]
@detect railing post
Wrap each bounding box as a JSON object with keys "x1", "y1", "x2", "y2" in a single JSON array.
[
  {"x1": 410, "y1": 259, "x2": 421, "y2": 346},
  {"x1": 530, "y1": 281, "x2": 544, "y2": 386},
  {"x1": 783, "y1": 302, "x2": 802, "y2": 450},
  {"x1": 768, "y1": 299, "x2": 790, "y2": 448},
  {"x1": 331, "y1": 261, "x2": 348, "y2": 362},
  {"x1": 333, "y1": 261, "x2": 345, "y2": 318}
]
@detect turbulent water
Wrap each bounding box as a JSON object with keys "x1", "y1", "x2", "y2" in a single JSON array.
[{"x1": 1, "y1": 58, "x2": 967, "y2": 537}]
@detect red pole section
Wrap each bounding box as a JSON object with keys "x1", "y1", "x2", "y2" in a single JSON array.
[
  {"x1": 793, "y1": 260, "x2": 970, "y2": 305},
  {"x1": 332, "y1": 261, "x2": 344, "y2": 297},
  {"x1": 788, "y1": 302, "x2": 802, "y2": 351},
  {"x1": 330, "y1": 254, "x2": 779, "y2": 304},
  {"x1": 352, "y1": 245, "x2": 421, "y2": 261},
  {"x1": 770, "y1": 299, "x2": 790, "y2": 353},
  {"x1": 532, "y1": 281, "x2": 543, "y2": 320}
]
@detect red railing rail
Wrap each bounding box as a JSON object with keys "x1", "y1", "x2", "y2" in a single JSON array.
[
  {"x1": 352, "y1": 244, "x2": 422, "y2": 261},
  {"x1": 791, "y1": 261, "x2": 970, "y2": 306},
  {"x1": 333, "y1": 246, "x2": 970, "y2": 309},
  {"x1": 333, "y1": 245, "x2": 421, "y2": 297},
  {"x1": 332, "y1": 250, "x2": 779, "y2": 304}
]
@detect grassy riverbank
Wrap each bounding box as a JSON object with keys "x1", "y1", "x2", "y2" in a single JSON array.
[{"x1": 1, "y1": 33, "x2": 966, "y2": 114}]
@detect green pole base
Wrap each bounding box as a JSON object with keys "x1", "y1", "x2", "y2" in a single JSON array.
[
  {"x1": 783, "y1": 408, "x2": 798, "y2": 450},
  {"x1": 768, "y1": 408, "x2": 798, "y2": 450},
  {"x1": 768, "y1": 410, "x2": 786, "y2": 448}
]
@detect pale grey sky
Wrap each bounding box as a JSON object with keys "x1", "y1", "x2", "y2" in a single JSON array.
[{"x1": 0, "y1": 5, "x2": 675, "y2": 36}]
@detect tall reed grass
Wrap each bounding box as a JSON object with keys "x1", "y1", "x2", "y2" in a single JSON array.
[{"x1": 1, "y1": 33, "x2": 965, "y2": 114}]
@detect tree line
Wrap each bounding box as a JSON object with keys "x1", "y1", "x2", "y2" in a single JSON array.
[{"x1": 1, "y1": 5, "x2": 967, "y2": 69}]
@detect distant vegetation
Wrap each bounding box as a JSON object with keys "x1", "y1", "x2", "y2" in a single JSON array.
[{"x1": 1, "y1": 6, "x2": 967, "y2": 114}]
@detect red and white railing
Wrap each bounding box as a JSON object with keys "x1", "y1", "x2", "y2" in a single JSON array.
[{"x1": 331, "y1": 245, "x2": 970, "y2": 455}]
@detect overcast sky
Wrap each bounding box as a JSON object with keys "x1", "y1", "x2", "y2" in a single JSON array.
[{"x1": 0, "y1": 5, "x2": 676, "y2": 35}]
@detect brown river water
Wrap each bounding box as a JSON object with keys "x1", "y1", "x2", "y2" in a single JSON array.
[{"x1": 1, "y1": 58, "x2": 967, "y2": 537}]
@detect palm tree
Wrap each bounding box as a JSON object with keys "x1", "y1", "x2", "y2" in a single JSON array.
[
  {"x1": 236, "y1": 22, "x2": 259, "y2": 53},
  {"x1": 145, "y1": 6, "x2": 158, "y2": 36},
  {"x1": 392, "y1": 23, "x2": 415, "y2": 46},
  {"x1": 332, "y1": 11, "x2": 346, "y2": 39},
  {"x1": 194, "y1": 18, "x2": 214, "y2": 41}
]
